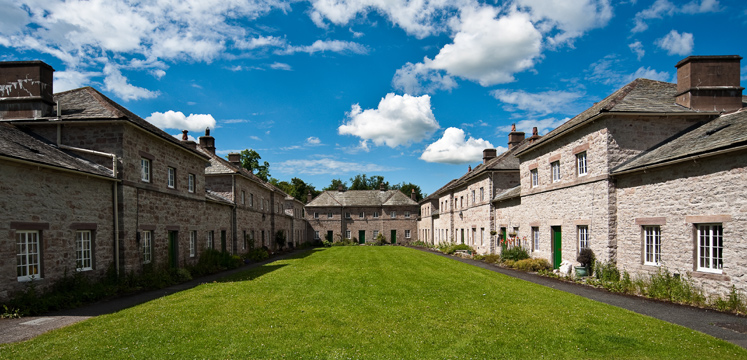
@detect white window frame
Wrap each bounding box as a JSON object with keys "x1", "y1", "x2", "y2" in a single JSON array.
[
  {"x1": 314, "y1": 231, "x2": 320, "y2": 240},
  {"x1": 373, "y1": 212, "x2": 379, "y2": 218},
  {"x1": 141, "y1": 158, "x2": 151, "y2": 182},
  {"x1": 359, "y1": 212, "x2": 365, "y2": 218},
  {"x1": 532, "y1": 227, "x2": 540, "y2": 251},
  {"x1": 190, "y1": 231, "x2": 196, "y2": 258},
  {"x1": 577, "y1": 152, "x2": 588, "y2": 176},
  {"x1": 578, "y1": 225, "x2": 589, "y2": 250},
  {"x1": 188, "y1": 173, "x2": 195, "y2": 193},
  {"x1": 405, "y1": 230, "x2": 411, "y2": 239},
  {"x1": 314, "y1": 212, "x2": 319, "y2": 219},
  {"x1": 373, "y1": 230, "x2": 379, "y2": 238},
  {"x1": 76, "y1": 230, "x2": 93, "y2": 271},
  {"x1": 167, "y1": 167, "x2": 175, "y2": 188},
  {"x1": 697, "y1": 224, "x2": 723, "y2": 274},
  {"x1": 142, "y1": 231, "x2": 152, "y2": 264},
  {"x1": 405, "y1": 211, "x2": 410, "y2": 218},
  {"x1": 208, "y1": 231, "x2": 214, "y2": 250},
  {"x1": 643, "y1": 226, "x2": 660, "y2": 266},
  {"x1": 471, "y1": 190, "x2": 475, "y2": 203},
  {"x1": 17, "y1": 230, "x2": 40, "y2": 281},
  {"x1": 480, "y1": 187, "x2": 484, "y2": 201},
  {"x1": 391, "y1": 211, "x2": 396, "y2": 219},
  {"x1": 241, "y1": 191, "x2": 246, "y2": 205},
  {"x1": 551, "y1": 161, "x2": 561, "y2": 183},
  {"x1": 531, "y1": 169, "x2": 538, "y2": 187},
  {"x1": 345, "y1": 230, "x2": 351, "y2": 239},
  {"x1": 480, "y1": 228, "x2": 485, "y2": 246},
  {"x1": 345, "y1": 212, "x2": 351, "y2": 219},
  {"x1": 327, "y1": 212, "x2": 333, "y2": 218}
]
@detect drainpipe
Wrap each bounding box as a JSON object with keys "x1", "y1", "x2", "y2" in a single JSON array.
[{"x1": 54, "y1": 110, "x2": 121, "y2": 276}]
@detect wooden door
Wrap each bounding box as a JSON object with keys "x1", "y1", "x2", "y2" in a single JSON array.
[
  {"x1": 358, "y1": 230, "x2": 365, "y2": 244},
  {"x1": 390, "y1": 230, "x2": 396, "y2": 244},
  {"x1": 168, "y1": 231, "x2": 178, "y2": 269},
  {"x1": 552, "y1": 226, "x2": 562, "y2": 269}
]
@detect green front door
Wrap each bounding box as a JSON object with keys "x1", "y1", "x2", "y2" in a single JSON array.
[
  {"x1": 390, "y1": 230, "x2": 396, "y2": 244},
  {"x1": 168, "y1": 231, "x2": 178, "y2": 269},
  {"x1": 326, "y1": 231, "x2": 334, "y2": 242},
  {"x1": 358, "y1": 230, "x2": 365, "y2": 244},
  {"x1": 221, "y1": 230, "x2": 227, "y2": 253},
  {"x1": 552, "y1": 226, "x2": 562, "y2": 269}
]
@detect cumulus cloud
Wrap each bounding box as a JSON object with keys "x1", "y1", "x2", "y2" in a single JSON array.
[
  {"x1": 632, "y1": 0, "x2": 720, "y2": 33},
  {"x1": 339, "y1": 93, "x2": 440, "y2": 148},
  {"x1": 306, "y1": 136, "x2": 322, "y2": 145},
  {"x1": 497, "y1": 118, "x2": 569, "y2": 136},
  {"x1": 586, "y1": 55, "x2": 670, "y2": 87},
  {"x1": 420, "y1": 128, "x2": 495, "y2": 164},
  {"x1": 275, "y1": 158, "x2": 397, "y2": 175},
  {"x1": 235, "y1": 35, "x2": 286, "y2": 50},
  {"x1": 491, "y1": 89, "x2": 585, "y2": 116},
  {"x1": 277, "y1": 39, "x2": 368, "y2": 55},
  {"x1": 54, "y1": 69, "x2": 99, "y2": 92},
  {"x1": 145, "y1": 110, "x2": 217, "y2": 132},
  {"x1": 516, "y1": 0, "x2": 612, "y2": 46},
  {"x1": 270, "y1": 62, "x2": 292, "y2": 71},
  {"x1": 655, "y1": 30, "x2": 693, "y2": 56},
  {"x1": 392, "y1": 62, "x2": 457, "y2": 95},
  {"x1": 629, "y1": 41, "x2": 645, "y2": 60},
  {"x1": 103, "y1": 64, "x2": 159, "y2": 101}
]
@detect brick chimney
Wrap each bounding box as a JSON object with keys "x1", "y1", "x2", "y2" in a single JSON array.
[
  {"x1": 508, "y1": 123, "x2": 525, "y2": 149},
  {"x1": 228, "y1": 152, "x2": 241, "y2": 167},
  {"x1": 306, "y1": 191, "x2": 313, "y2": 204},
  {"x1": 410, "y1": 189, "x2": 416, "y2": 201},
  {"x1": 0, "y1": 61, "x2": 55, "y2": 120},
  {"x1": 338, "y1": 184, "x2": 344, "y2": 192},
  {"x1": 483, "y1": 148, "x2": 497, "y2": 164},
  {"x1": 379, "y1": 183, "x2": 385, "y2": 191},
  {"x1": 468, "y1": 165, "x2": 472, "y2": 172},
  {"x1": 675, "y1": 55, "x2": 743, "y2": 112},
  {"x1": 199, "y1": 127, "x2": 215, "y2": 154},
  {"x1": 528, "y1": 127, "x2": 540, "y2": 143},
  {"x1": 181, "y1": 130, "x2": 197, "y2": 149}
]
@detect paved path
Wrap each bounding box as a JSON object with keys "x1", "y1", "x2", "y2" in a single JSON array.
[
  {"x1": 424, "y1": 249, "x2": 747, "y2": 349},
  {"x1": 0, "y1": 249, "x2": 305, "y2": 345}
]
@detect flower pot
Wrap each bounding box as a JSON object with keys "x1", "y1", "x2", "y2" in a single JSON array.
[{"x1": 574, "y1": 266, "x2": 589, "y2": 277}]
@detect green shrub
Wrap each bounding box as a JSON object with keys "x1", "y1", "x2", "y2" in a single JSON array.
[
  {"x1": 514, "y1": 258, "x2": 552, "y2": 272},
  {"x1": 332, "y1": 238, "x2": 357, "y2": 246},
  {"x1": 503, "y1": 260, "x2": 516, "y2": 268},
  {"x1": 373, "y1": 233, "x2": 388, "y2": 246},
  {"x1": 577, "y1": 248, "x2": 595, "y2": 274},
  {"x1": 441, "y1": 243, "x2": 473, "y2": 255},
  {"x1": 501, "y1": 246, "x2": 529, "y2": 262},
  {"x1": 594, "y1": 261, "x2": 621, "y2": 282},
  {"x1": 643, "y1": 268, "x2": 705, "y2": 305},
  {"x1": 481, "y1": 254, "x2": 501, "y2": 264},
  {"x1": 243, "y1": 248, "x2": 269, "y2": 262}
]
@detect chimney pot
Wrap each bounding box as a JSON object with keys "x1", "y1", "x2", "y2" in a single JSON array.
[
  {"x1": 468, "y1": 165, "x2": 472, "y2": 172},
  {"x1": 228, "y1": 152, "x2": 241, "y2": 166},
  {"x1": 199, "y1": 128, "x2": 216, "y2": 154},
  {"x1": 675, "y1": 55, "x2": 743, "y2": 112},
  {"x1": 508, "y1": 124, "x2": 525, "y2": 149},
  {"x1": 379, "y1": 183, "x2": 385, "y2": 191},
  {"x1": 338, "y1": 184, "x2": 344, "y2": 192},
  {"x1": 182, "y1": 130, "x2": 189, "y2": 141},
  {"x1": 411, "y1": 188, "x2": 416, "y2": 201},
  {"x1": 532, "y1": 127, "x2": 538, "y2": 136}
]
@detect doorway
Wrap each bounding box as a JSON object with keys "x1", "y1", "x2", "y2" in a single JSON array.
[
  {"x1": 168, "y1": 231, "x2": 178, "y2": 269},
  {"x1": 551, "y1": 226, "x2": 562, "y2": 269},
  {"x1": 358, "y1": 230, "x2": 365, "y2": 244},
  {"x1": 390, "y1": 230, "x2": 397, "y2": 244}
]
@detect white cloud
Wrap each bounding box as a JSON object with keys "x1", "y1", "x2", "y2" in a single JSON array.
[
  {"x1": 516, "y1": 0, "x2": 612, "y2": 46},
  {"x1": 270, "y1": 62, "x2": 292, "y2": 71},
  {"x1": 586, "y1": 55, "x2": 670, "y2": 87},
  {"x1": 275, "y1": 158, "x2": 397, "y2": 175},
  {"x1": 145, "y1": 110, "x2": 217, "y2": 131},
  {"x1": 235, "y1": 35, "x2": 286, "y2": 50},
  {"x1": 150, "y1": 69, "x2": 166, "y2": 79},
  {"x1": 223, "y1": 119, "x2": 249, "y2": 124},
  {"x1": 0, "y1": 0, "x2": 30, "y2": 35},
  {"x1": 102, "y1": 64, "x2": 159, "y2": 101},
  {"x1": 171, "y1": 133, "x2": 197, "y2": 142},
  {"x1": 420, "y1": 127, "x2": 495, "y2": 164},
  {"x1": 54, "y1": 69, "x2": 99, "y2": 92},
  {"x1": 655, "y1": 30, "x2": 693, "y2": 56},
  {"x1": 277, "y1": 39, "x2": 368, "y2": 55},
  {"x1": 306, "y1": 136, "x2": 322, "y2": 145},
  {"x1": 491, "y1": 89, "x2": 585, "y2": 116},
  {"x1": 227, "y1": 65, "x2": 243, "y2": 71},
  {"x1": 338, "y1": 93, "x2": 440, "y2": 148},
  {"x1": 629, "y1": 41, "x2": 645, "y2": 60},
  {"x1": 392, "y1": 61, "x2": 457, "y2": 95},
  {"x1": 632, "y1": 0, "x2": 720, "y2": 33},
  {"x1": 742, "y1": 66, "x2": 747, "y2": 82},
  {"x1": 497, "y1": 118, "x2": 569, "y2": 136}
]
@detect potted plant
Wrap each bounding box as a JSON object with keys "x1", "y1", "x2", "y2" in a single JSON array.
[{"x1": 576, "y1": 248, "x2": 595, "y2": 277}]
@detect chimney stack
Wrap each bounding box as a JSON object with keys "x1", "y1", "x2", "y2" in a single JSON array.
[
  {"x1": 468, "y1": 165, "x2": 472, "y2": 172},
  {"x1": 483, "y1": 148, "x2": 497, "y2": 164},
  {"x1": 508, "y1": 123, "x2": 525, "y2": 149},
  {"x1": 180, "y1": 130, "x2": 197, "y2": 149},
  {"x1": 228, "y1": 152, "x2": 241, "y2": 167},
  {"x1": 0, "y1": 61, "x2": 55, "y2": 119},
  {"x1": 198, "y1": 127, "x2": 216, "y2": 154},
  {"x1": 306, "y1": 191, "x2": 313, "y2": 204},
  {"x1": 379, "y1": 183, "x2": 385, "y2": 191},
  {"x1": 411, "y1": 188, "x2": 416, "y2": 201},
  {"x1": 675, "y1": 55, "x2": 743, "y2": 112},
  {"x1": 338, "y1": 184, "x2": 344, "y2": 192}
]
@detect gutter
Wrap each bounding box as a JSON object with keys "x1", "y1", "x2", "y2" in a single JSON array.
[{"x1": 611, "y1": 144, "x2": 747, "y2": 176}]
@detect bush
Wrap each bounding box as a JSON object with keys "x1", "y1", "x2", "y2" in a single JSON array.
[
  {"x1": 501, "y1": 246, "x2": 529, "y2": 262},
  {"x1": 440, "y1": 243, "x2": 473, "y2": 255},
  {"x1": 243, "y1": 248, "x2": 269, "y2": 262},
  {"x1": 643, "y1": 268, "x2": 705, "y2": 306},
  {"x1": 503, "y1": 260, "x2": 516, "y2": 268},
  {"x1": 594, "y1": 261, "x2": 620, "y2": 282},
  {"x1": 514, "y1": 258, "x2": 552, "y2": 272},
  {"x1": 332, "y1": 238, "x2": 357, "y2": 246},
  {"x1": 481, "y1": 254, "x2": 501, "y2": 264},
  {"x1": 577, "y1": 248, "x2": 595, "y2": 273}
]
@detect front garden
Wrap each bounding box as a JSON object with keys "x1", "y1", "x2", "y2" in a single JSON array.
[{"x1": 1, "y1": 246, "x2": 745, "y2": 359}]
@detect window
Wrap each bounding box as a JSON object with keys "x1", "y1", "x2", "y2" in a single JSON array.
[
  {"x1": 345, "y1": 230, "x2": 351, "y2": 239},
  {"x1": 76, "y1": 230, "x2": 93, "y2": 271},
  {"x1": 531, "y1": 169, "x2": 538, "y2": 187},
  {"x1": 480, "y1": 187, "x2": 484, "y2": 201},
  {"x1": 532, "y1": 227, "x2": 540, "y2": 251},
  {"x1": 373, "y1": 212, "x2": 379, "y2": 218},
  {"x1": 141, "y1": 158, "x2": 151, "y2": 182},
  {"x1": 578, "y1": 225, "x2": 589, "y2": 249},
  {"x1": 405, "y1": 211, "x2": 410, "y2": 218},
  {"x1": 643, "y1": 226, "x2": 660, "y2": 266},
  {"x1": 188, "y1": 174, "x2": 195, "y2": 193},
  {"x1": 314, "y1": 231, "x2": 320, "y2": 240},
  {"x1": 373, "y1": 230, "x2": 379, "y2": 238},
  {"x1": 208, "y1": 231, "x2": 214, "y2": 250},
  {"x1": 314, "y1": 212, "x2": 319, "y2": 219},
  {"x1": 241, "y1": 191, "x2": 246, "y2": 205},
  {"x1": 327, "y1": 212, "x2": 333, "y2": 218},
  {"x1": 697, "y1": 224, "x2": 723, "y2": 273},
  {"x1": 552, "y1": 161, "x2": 561, "y2": 183},
  {"x1": 359, "y1": 212, "x2": 364, "y2": 218},
  {"x1": 250, "y1": 194, "x2": 254, "y2": 207},
  {"x1": 460, "y1": 197, "x2": 463, "y2": 208},
  {"x1": 167, "y1": 167, "x2": 175, "y2": 188},
  {"x1": 261, "y1": 198, "x2": 264, "y2": 210},
  {"x1": 577, "y1": 152, "x2": 588, "y2": 176},
  {"x1": 391, "y1": 211, "x2": 396, "y2": 219},
  {"x1": 190, "y1": 231, "x2": 196, "y2": 258},
  {"x1": 471, "y1": 190, "x2": 475, "y2": 203},
  {"x1": 405, "y1": 230, "x2": 411, "y2": 238},
  {"x1": 480, "y1": 228, "x2": 485, "y2": 246},
  {"x1": 345, "y1": 212, "x2": 351, "y2": 219},
  {"x1": 17, "y1": 230, "x2": 40, "y2": 281},
  {"x1": 142, "y1": 231, "x2": 152, "y2": 264}
]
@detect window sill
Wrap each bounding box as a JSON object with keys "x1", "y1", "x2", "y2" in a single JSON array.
[
  {"x1": 18, "y1": 276, "x2": 43, "y2": 282},
  {"x1": 76, "y1": 268, "x2": 93, "y2": 272},
  {"x1": 692, "y1": 271, "x2": 729, "y2": 281}
]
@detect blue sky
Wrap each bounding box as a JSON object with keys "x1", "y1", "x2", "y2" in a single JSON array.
[{"x1": 1, "y1": 0, "x2": 745, "y2": 194}]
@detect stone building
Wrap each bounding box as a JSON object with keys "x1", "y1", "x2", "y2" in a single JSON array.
[
  {"x1": 305, "y1": 185, "x2": 419, "y2": 244},
  {"x1": 488, "y1": 55, "x2": 745, "y2": 297},
  {"x1": 417, "y1": 127, "x2": 539, "y2": 254}
]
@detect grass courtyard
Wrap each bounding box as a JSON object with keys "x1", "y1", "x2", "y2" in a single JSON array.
[{"x1": 2, "y1": 246, "x2": 746, "y2": 359}]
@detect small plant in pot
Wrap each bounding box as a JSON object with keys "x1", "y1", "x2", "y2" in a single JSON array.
[{"x1": 575, "y1": 248, "x2": 595, "y2": 277}]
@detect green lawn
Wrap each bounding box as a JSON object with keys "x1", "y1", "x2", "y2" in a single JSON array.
[{"x1": 2, "y1": 247, "x2": 746, "y2": 359}]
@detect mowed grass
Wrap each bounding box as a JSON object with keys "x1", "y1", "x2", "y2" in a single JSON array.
[{"x1": 2, "y1": 247, "x2": 746, "y2": 359}]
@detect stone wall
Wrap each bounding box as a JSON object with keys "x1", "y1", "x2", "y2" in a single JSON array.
[
  {"x1": 308, "y1": 205, "x2": 418, "y2": 244},
  {"x1": 0, "y1": 159, "x2": 114, "y2": 300},
  {"x1": 616, "y1": 150, "x2": 747, "y2": 297}
]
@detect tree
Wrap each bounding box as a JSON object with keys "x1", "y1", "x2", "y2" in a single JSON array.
[
  {"x1": 323, "y1": 178, "x2": 347, "y2": 191},
  {"x1": 236, "y1": 149, "x2": 270, "y2": 182},
  {"x1": 270, "y1": 177, "x2": 321, "y2": 202},
  {"x1": 392, "y1": 182, "x2": 424, "y2": 202},
  {"x1": 349, "y1": 174, "x2": 388, "y2": 190}
]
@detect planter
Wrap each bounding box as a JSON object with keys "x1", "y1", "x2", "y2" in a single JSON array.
[{"x1": 574, "y1": 266, "x2": 589, "y2": 277}]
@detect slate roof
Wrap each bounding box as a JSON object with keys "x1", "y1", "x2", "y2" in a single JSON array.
[
  {"x1": 0, "y1": 123, "x2": 114, "y2": 178},
  {"x1": 306, "y1": 189, "x2": 418, "y2": 207},
  {"x1": 11, "y1": 87, "x2": 208, "y2": 160},
  {"x1": 492, "y1": 185, "x2": 521, "y2": 203},
  {"x1": 612, "y1": 109, "x2": 747, "y2": 173},
  {"x1": 206, "y1": 190, "x2": 234, "y2": 205},
  {"x1": 515, "y1": 78, "x2": 712, "y2": 157}
]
